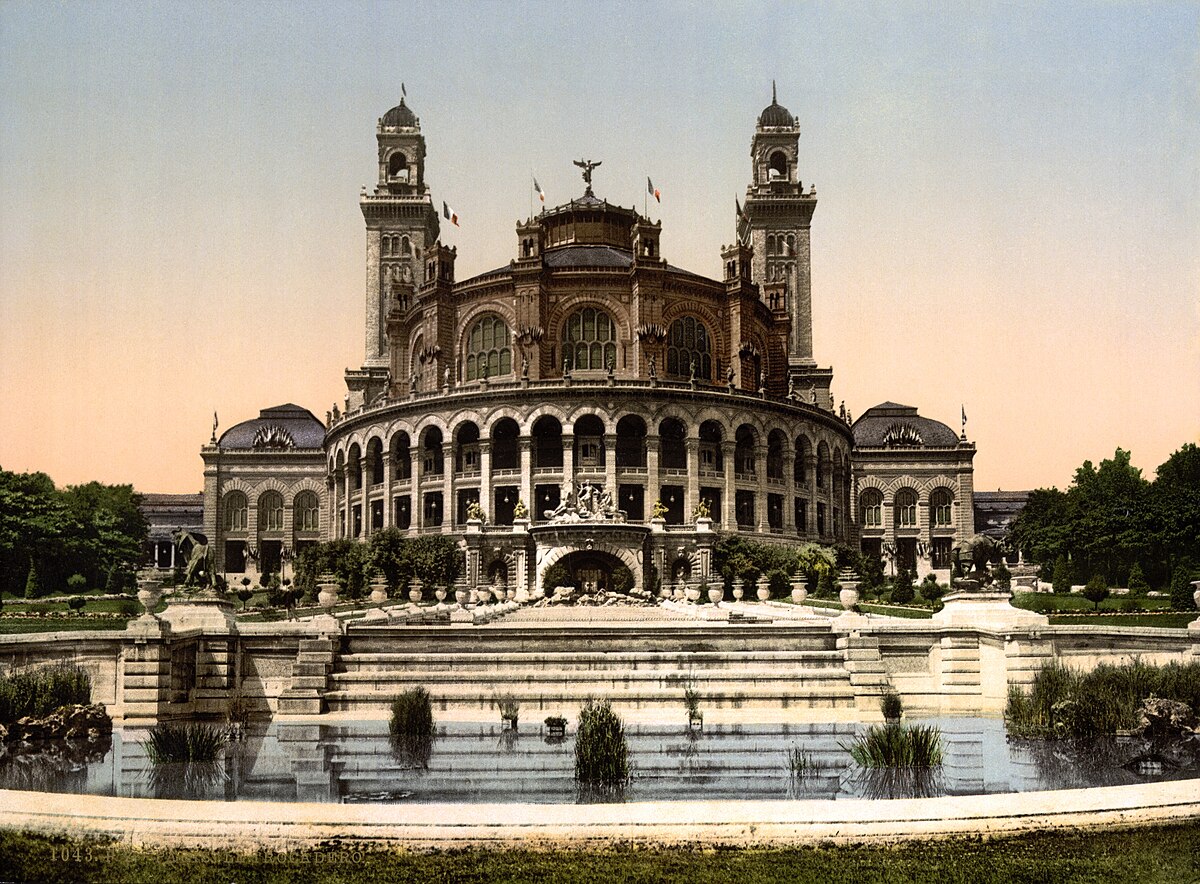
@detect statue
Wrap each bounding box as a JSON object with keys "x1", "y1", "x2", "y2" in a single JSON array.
[
  {"x1": 726, "y1": 366, "x2": 735, "y2": 386},
  {"x1": 689, "y1": 359, "x2": 696, "y2": 381},
  {"x1": 648, "y1": 354, "x2": 657, "y2": 379},
  {"x1": 839, "y1": 400, "x2": 846, "y2": 420},
  {"x1": 808, "y1": 384, "x2": 817, "y2": 405},
  {"x1": 544, "y1": 480, "x2": 625, "y2": 523},
  {"x1": 951, "y1": 534, "x2": 1005, "y2": 583},
  {"x1": 573, "y1": 158, "x2": 602, "y2": 195},
  {"x1": 521, "y1": 357, "x2": 529, "y2": 379},
  {"x1": 409, "y1": 373, "x2": 417, "y2": 393},
  {"x1": 331, "y1": 403, "x2": 340, "y2": 421},
  {"x1": 443, "y1": 366, "x2": 451, "y2": 387},
  {"x1": 788, "y1": 377, "x2": 797, "y2": 400},
  {"x1": 172, "y1": 528, "x2": 215, "y2": 589}
]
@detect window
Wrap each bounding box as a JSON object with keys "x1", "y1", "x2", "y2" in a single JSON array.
[
  {"x1": 860, "y1": 489, "x2": 883, "y2": 528},
  {"x1": 294, "y1": 491, "x2": 320, "y2": 533},
  {"x1": 258, "y1": 491, "x2": 284, "y2": 532},
  {"x1": 562, "y1": 307, "x2": 616, "y2": 371},
  {"x1": 894, "y1": 489, "x2": 918, "y2": 528},
  {"x1": 223, "y1": 492, "x2": 248, "y2": 532},
  {"x1": 466, "y1": 315, "x2": 512, "y2": 380},
  {"x1": 931, "y1": 489, "x2": 953, "y2": 527},
  {"x1": 665, "y1": 316, "x2": 712, "y2": 380}
]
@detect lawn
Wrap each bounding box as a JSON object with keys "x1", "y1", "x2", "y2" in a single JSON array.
[{"x1": 1, "y1": 824, "x2": 1197, "y2": 883}]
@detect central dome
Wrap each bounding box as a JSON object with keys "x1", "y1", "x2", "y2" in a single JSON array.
[
  {"x1": 758, "y1": 82, "x2": 795, "y2": 128},
  {"x1": 381, "y1": 98, "x2": 418, "y2": 129}
]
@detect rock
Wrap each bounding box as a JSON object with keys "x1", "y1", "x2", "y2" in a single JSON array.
[
  {"x1": 1135, "y1": 698, "x2": 1198, "y2": 740},
  {"x1": 5, "y1": 704, "x2": 110, "y2": 744}
]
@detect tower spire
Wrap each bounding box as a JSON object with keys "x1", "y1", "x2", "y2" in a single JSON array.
[{"x1": 772, "y1": 80, "x2": 777, "y2": 104}]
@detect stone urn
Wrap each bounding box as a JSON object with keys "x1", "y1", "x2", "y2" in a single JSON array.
[
  {"x1": 317, "y1": 572, "x2": 340, "y2": 608},
  {"x1": 454, "y1": 587, "x2": 470, "y2": 607},
  {"x1": 1192, "y1": 579, "x2": 1200, "y2": 611},
  {"x1": 369, "y1": 576, "x2": 389, "y2": 605},
  {"x1": 136, "y1": 573, "x2": 163, "y2": 617},
  {"x1": 491, "y1": 586, "x2": 507, "y2": 603},
  {"x1": 756, "y1": 576, "x2": 771, "y2": 602},
  {"x1": 658, "y1": 583, "x2": 671, "y2": 600},
  {"x1": 838, "y1": 569, "x2": 861, "y2": 610},
  {"x1": 434, "y1": 586, "x2": 447, "y2": 605},
  {"x1": 790, "y1": 575, "x2": 808, "y2": 605},
  {"x1": 732, "y1": 585, "x2": 744, "y2": 601},
  {"x1": 408, "y1": 578, "x2": 424, "y2": 604},
  {"x1": 673, "y1": 583, "x2": 686, "y2": 601},
  {"x1": 685, "y1": 584, "x2": 701, "y2": 603},
  {"x1": 707, "y1": 585, "x2": 724, "y2": 605}
]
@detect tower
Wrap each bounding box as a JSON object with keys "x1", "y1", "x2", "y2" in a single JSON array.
[
  {"x1": 356, "y1": 97, "x2": 440, "y2": 379},
  {"x1": 744, "y1": 83, "x2": 818, "y2": 368}
]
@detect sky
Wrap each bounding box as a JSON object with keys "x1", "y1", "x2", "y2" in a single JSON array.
[{"x1": 1, "y1": 1, "x2": 1197, "y2": 494}]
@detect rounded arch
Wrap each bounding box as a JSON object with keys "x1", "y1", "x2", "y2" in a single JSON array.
[
  {"x1": 768, "y1": 150, "x2": 788, "y2": 180},
  {"x1": 658, "y1": 416, "x2": 687, "y2": 470},
  {"x1": 615, "y1": 414, "x2": 647, "y2": 468},
  {"x1": 463, "y1": 313, "x2": 514, "y2": 381},
  {"x1": 734, "y1": 423, "x2": 758, "y2": 475},
  {"x1": 766, "y1": 428, "x2": 787, "y2": 480},
  {"x1": 257, "y1": 490, "x2": 285, "y2": 532},
  {"x1": 293, "y1": 490, "x2": 321, "y2": 533},
  {"x1": 536, "y1": 543, "x2": 642, "y2": 596},
  {"x1": 893, "y1": 487, "x2": 919, "y2": 529},
  {"x1": 490, "y1": 416, "x2": 520, "y2": 471},
  {"x1": 859, "y1": 488, "x2": 884, "y2": 528},
  {"x1": 531, "y1": 414, "x2": 563, "y2": 469},
  {"x1": 387, "y1": 151, "x2": 409, "y2": 179},
  {"x1": 222, "y1": 490, "x2": 249, "y2": 532},
  {"x1": 664, "y1": 315, "x2": 713, "y2": 381},
  {"x1": 366, "y1": 436, "x2": 385, "y2": 486},
  {"x1": 930, "y1": 487, "x2": 955, "y2": 528},
  {"x1": 794, "y1": 433, "x2": 811, "y2": 483},
  {"x1": 815, "y1": 440, "x2": 831, "y2": 489},
  {"x1": 560, "y1": 305, "x2": 618, "y2": 371}
]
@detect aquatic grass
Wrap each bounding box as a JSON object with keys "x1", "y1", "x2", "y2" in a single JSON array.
[
  {"x1": 574, "y1": 699, "x2": 630, "y2": 799},
  {"x1": 846, "y1": 723, "x2": 944, "y2": 769},
  {"x1": 389, "y1": 687, "x2": 434, "y2": 739},
  {"x1": 880, "y1": 689, "x2": 904, "y2": 721},
  {"x1": 0, "y1": 664, "x2": 91, "y2": 724},
  {"x1": 142, "y1": 723, "x2": 225, "y2": 763}
]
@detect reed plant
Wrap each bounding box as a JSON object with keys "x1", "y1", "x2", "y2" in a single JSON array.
[
  {"x1": 390, "y1": 687, "x2": 434, "y2": 739},
  {"x1": 880, "y1": 689, "x2": 904, "y2": 721},
  {"x1": 574, "y1": 699, "x2": 629, "y2": 793},
  {"x1": 0, "y1": 665, "x2": 91, "y2": 724},
  {"x1": 847, "y1": 723, "x2": 943, "y2": 768},
  {"x1": 495, "y1": 693, "x2": 520, "y2": 723},
  {"x1": 143, "y1": 723, "x2": 225, "y2": 763}
]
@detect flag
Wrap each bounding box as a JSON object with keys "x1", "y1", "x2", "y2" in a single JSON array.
[
  {"x1": 736, "y1": 197, "x2": 751, "y2": 245},
  {"x1": 212, "y1": 411, "x2": 218, "y2": 433},
  {"x1": 443, "y1": 201, "x2": 459, "y2": 226},
  {"x1": 401, "y1": 82, "x2": 407, "y2": 98},
  {"x1": 647, "y1": 176, "x2": 661, "y2": 203},
  {"x1": 533, "y1": 176, "x2": 545, "y2": 202},
  {"x1": 961, "y1": 405, "x2": 967, "y2": 426}
]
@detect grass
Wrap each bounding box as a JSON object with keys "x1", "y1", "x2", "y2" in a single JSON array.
[
  {"x1": 0, "y1": 619, "x2": 129, "y2": 635},
  {"x1": 1006, "y1": 659, "x2": 1200, "y2": 739},
  {"x1": 1048, "y1": 613, "x2": 1194, "y2": 628},
  {"x1": 1012, "y1": 591, "x2": 1173, "y2": 614},
  {"x1": 846, "y1": 723, "x2": 944, "y2": 768},
  {"x1": 0, "y1": 664, "x2": 91, "y2": 725},
  {"x1": 142, "y1": 724, "x2": 226, "y2": 763},
  {"x1": 4, "y1": 825, "x2": 1200, "y2": 883},
  {"x1": 574, "y1": 699, "x2": 630, "y2": 795},
  {"x1": 787, "y1": 746, "x2": 818, "y2": 776},
  {"x1": 389, "y1": 687, "x2": 434, "y2": 739}
]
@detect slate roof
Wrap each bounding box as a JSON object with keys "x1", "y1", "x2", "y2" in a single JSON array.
[
  {"x1": 852, "y1": 402, "x2": 961, "y2": 448},
  {"x1": 218, "y1": 404, "x2": 326, "y2": 451}
]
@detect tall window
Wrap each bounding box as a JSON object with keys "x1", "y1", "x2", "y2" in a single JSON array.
[
  {"x1": 860, "y1": 489, "x2": 882, "y2": 527},
  {"x1": 258, "y1": 491, "x2": 284, "y2": 532},
  {"x1": 223, "y1": 491, "x2": 247, "y2": 532},
  {"x1": 295, "y1": 491, "x2": 320, "y2": 533},
  {"x1": 665, "y1": 316, "x2": 712, "y2": 380},
  {"x1": 931, "y1": 489, "x2": 953, "y2": 527},
  {"x1": 465, "y1": 315, "x2": 512, "y2": 380},
  {"x1": 562, "y1": 308, "x2": 616, "y2": 370},
  {"x1": 894, "y1": 489, "x2": 917, "y2": 528}
]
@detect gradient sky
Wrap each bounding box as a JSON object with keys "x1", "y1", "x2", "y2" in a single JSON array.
[{"x1": 2, "y1": 2, "x2": 1197, "y2": 494}]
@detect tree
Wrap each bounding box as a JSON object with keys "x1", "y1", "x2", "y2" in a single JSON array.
[
  {"x1": 24, "y1": 560, "x2": 42, "y2": 599},
  {"x1": 67, "y1": 573, "x2": 87, "y2": 594},
  {"x1": 1170, "y1": 562, "x2": 1197, "y2": 611},
  {"x1": 920, "y1": 573, "x2": 945, "y2": 605},
  {"x1": 1083, "y1": 575, "x2": 1110, "y2": 611},
  {"x1": 890, "y1": 569, "x2": 914, "y2": 604},
  {"x1": 992, "y1": 561, "x2": 1011, "y2": 591},
  {"x1": 1051, "y1": 555, "x2": 1072, "y2": 595},
  {"x1": 67, "y1": 595, "x2": 87, "y2": 612},
  {"x1": 368, "y1": 528, "x2": 408, "y2": 591},
  {"x1": 1127, "y1": 562, "x2": 1149, "y2": 596}
]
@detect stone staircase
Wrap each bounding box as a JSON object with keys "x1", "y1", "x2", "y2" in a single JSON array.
[{"x1": 322, "y1": 623, "x2": 858, "y2": 720}]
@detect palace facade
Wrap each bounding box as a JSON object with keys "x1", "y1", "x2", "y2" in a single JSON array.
[{"x1": 200, "y1": 90, "x2": 976, "y2": 589}]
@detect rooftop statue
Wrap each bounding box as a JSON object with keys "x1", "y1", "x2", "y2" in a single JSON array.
[{"x1": 573, "y1": 159, "x2": 602, "y2": 196}]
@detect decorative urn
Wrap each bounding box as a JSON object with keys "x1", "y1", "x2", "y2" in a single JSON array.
[
  {"x1": 317, "y1": 572, "x2": 340, "y2": 609},
  {"x1": 838, "y1": 569, "x2": 861, "y2": 610},
  {"x1": 136, "y1": 572, "x2": 163, "y2": 617},
  {"x1": 756, "y1": 576, "x2": 771, "y2": 602}
]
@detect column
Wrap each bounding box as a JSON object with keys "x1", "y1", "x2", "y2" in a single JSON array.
[
  {"x1": 755, "y1": 445, "x2": 768, "y2": 529},
  {"x1": 604, "y1": 433, "x2": 617, "y2": 494},
  {"x1": 561, "y1": 432, "x2": 575, "y2": 489},
  {"x1": 343, "y1": 469, "x2": 352, "y2": 539},
  {"x1": 479, "y1": 440, "x2": 492, "y2": 520},
  {"x1": 646, "y1": 434, "x2": 661, "y2": 512},
  {"x1": 383, "y1": 447, "x2": 394, "y2": 529},
  {"x1": 518, "y1": 438, "x2": 533, "y2": 518},
  {"x1": 783, "y1": 440, "x2": 796, "y2": 533},
  {"x1": 685, "y1": 438, "x2": 700, "y2": 521},
  {"x1": 806, "y1": 454, "x2": 818, "y2": 534},
  {"x1": 442, "y1": 447, "x2": 454, "y2": 532},
  {"x1": 721, "y1": 441, "x2": 736, "y2": 531},
  {"x1": 359, "y1": 461, "x2": 369, "y2": 536}
]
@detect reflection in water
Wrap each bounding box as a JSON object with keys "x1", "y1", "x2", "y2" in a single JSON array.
[
  {"x1": 389, "y1": 732, "x2": 433, "y2": 769},
  {"x1": 576, "y1": 781, "x2": 628, "y2": 804},
  {"x1": 146, "y1": 759, "x2": 228, "y2": 800},
  {"x1": 842, "y1": 765, "x2": 946, "y2": 800}
]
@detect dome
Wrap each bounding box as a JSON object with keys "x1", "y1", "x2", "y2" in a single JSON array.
[
  {"x1": 852, "y1": 402, "x2": 961, "y2": 449},
  {"x1": 758, "y1": 84, "x2": 795, "y2": 128},
  {"x1": 381, "y1": 98, "x2": 418, "y2": 129},
  {"x1": 218, "y1": 404, "x2": 326, "y2": 451}
]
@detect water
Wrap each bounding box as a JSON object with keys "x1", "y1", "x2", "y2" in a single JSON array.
[{"x1": 1, "y1": 717, "x2": 1194, "y2": 804}]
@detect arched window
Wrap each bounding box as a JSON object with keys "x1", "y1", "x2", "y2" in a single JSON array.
[
  {"x1": 860, "y1": 489, "x2": 883, "y2": 528},
  {"x1": 294, "y1": 491, "x2": 320, "y2": 533},
  {"x1": 388, "y1": 152, "x2": 408, "y2": 181},
  {"x1": 562, "y1": 307, "x2": 616, "y2": 371},
  {"x1": 769, "y1": 151, "x2": 787, "y2": 180},
  {"x1": 665, "y1": 316, "x2": 712, "y2": 380},
  {"x1": 223, "y1": 491, "x2": 248, "y2": 532},
  {"x1": 401, "y1": 235, "x2": 412, "y2": 256},
  {"x1": 894, "y1": 489, "x2": 917, "y2": 528},
  {"x1": 466, "y1": 315, "x2": 512, "y2": 380},
  {"x1": 931, "y1": 489, "x2": 953, "y2": 527},
  {"x1": 258, "y1": 491, "x2": 284, "y2": 532}
]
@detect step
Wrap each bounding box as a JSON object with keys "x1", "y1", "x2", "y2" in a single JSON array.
[{"x1": 335, "y1": 649, "x2": 845, "y2": 672}]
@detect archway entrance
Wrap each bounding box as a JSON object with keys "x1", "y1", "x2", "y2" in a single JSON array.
[{"x1": 554, "y1": 550, "x2": 631, "y2": 595}]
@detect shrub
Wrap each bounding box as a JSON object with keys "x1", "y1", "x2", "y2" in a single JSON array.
[
  {"x1": 24, "y1": 562, "x2": 42, "y2": 600},
  {"x1": 766, "y1": 568, "x2": 790, "y2": 599},
  {"x1": 1170, "y1": 562, "x2": 1197, "y2": 611},
  {"x1": 816, "y1": 568, "x2": 836, "y2": 598},
  {"x1": 544, "y1": 715, "x2": 567, "y2": 730},
  {"x1": 1127, "y1": 563, "x2": 1149, "y2": 596},
  {"x1": 143, "y1": 723, "x2": 225, "y2": 763},
  {"x1": 1051, "y1": 555, "x2": 1071, "y2": 595},
  {"x1": 1083, "y1": 575, "x2": 1110, "y2": 610},
  {"x1": 67, "y1": 596, "x2": 87, "y2": 612},
  {"x1": 67, "y1": 574, "x2": 87, "y2": 594},
  {"x1": 574, "y1": 699, "x2": 629, "y2": 789},
  {"x1": 880, "y1": 690, "x2": 904, "y2": 721},
  {"x1": 496, "y1": 693, "x2": 519, "y2": 723},
  {"x1": 542, "y1": 562, "x2": 573, "y2": 591},
  {"x1": 847, "y1": 723, "x2": 943, "y2": 768},
  {"x1": 890, "y1": 569, "x2": 915, "y2": 605},
  {"x1": 683, "y1": 685, "x2": 701, "y2": 722},
  {"x1": 992, "y1": 561, "x2": 1012, "y2": 590},
  {"x1": 0, "y1": 665, "x2": 92, "y2": 724},
  {"x1": 390, "y1": 687, "x2": 435, "y2": 739},
  {"x1": 919, "y1": 574, "x2": 945, "y2": 605}
]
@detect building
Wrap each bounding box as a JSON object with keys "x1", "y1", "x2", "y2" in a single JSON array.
[
  {"x1": 141, "y1": 493, "x2": 204, "y2": 570},
  {"x1": 201, "y1": 89, "x2": 975, "y2": 587}
]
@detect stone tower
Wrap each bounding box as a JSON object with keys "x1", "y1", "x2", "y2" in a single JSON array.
[{"x1": 744, "y1": 83, "x2": 819, "y2": 368}]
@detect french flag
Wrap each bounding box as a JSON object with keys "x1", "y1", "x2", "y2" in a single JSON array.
[
  {"x1": 533, "y1": 177, "x2": 545, "y2": 202},
  {"x1": 443, "y1": 201, "x2": 459, "y2": 227},
  {"x1": 647, "y1": 176, "x2": 661, "y2": 203}
]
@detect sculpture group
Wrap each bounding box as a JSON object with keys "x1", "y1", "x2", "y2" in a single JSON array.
[{"x1": 544, "y1": 481, "x2": 626, "y2": 524}]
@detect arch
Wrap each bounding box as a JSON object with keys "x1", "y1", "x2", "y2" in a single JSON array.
[
  {"x1": 347, "y1": 443, "x2": 363, "y2": 490},
  {"x1": 766, "y1": 429, "x2": 787, "y2": 480},
  {"x1": 665, "y1": 316, "x2": 712, "y2": 380},
  {"x1": 536, "y1": 543, "x2": 642, "y2": 596},
  {"x1": 561, "y1": 306, "x2": 617, "y2": 371},
  {"x1": 532, "y1": 415, "x2": 563, "y2": 468},
  {"x1": 699, "y1": 420, "x2": 724, "y2": 471},
  {"x1": 768, "y1": 150, "x2": 788, "y2": 180},
  {"x1": 257, "y1": 490, "x2": 284, "y2": 532},
  {"x1": 294, "y1": 490, "x2": 320, "y2": 533},
  {"x1": 794, "y1": 434, "x2": 810, "y2": 483},
  {"x1": 815, "y1": 441, "x2": 830, "y2": 490},
  {"x1": 615, "y1": 415, "x2": 647, "y2": 468},
  {"x1": 860, "y1": 488, "x2": 883, "y2": 528},
  {"x1": 893, "y1": 488, "x2": 919, "y2": 529},
  {"x1": 573, "y1": 414, "x2": 606, "y2": 470},
  {"x1": 930, "y1": 487, "x2": 954, "y2": 527},
  {"x1": 455, "y1": 421, "x2": 481, "y2": 473},
  {"x1": 658, "y1": 417, "x2": 687, "y2": 470},
  {"x1": 465, "y1": 313, "x2": 513, "y2": 381},
  {"x1": 734, "y1": 423, "x2": 758, "y2": 475},
  {"x1": 420, "y1": 426, "x2": 445, "y2": 476},
  {"x1": 390, "y1": 430, "x2": 413, "y2": 480},
  {"x1": 491, "y1": 417, "x2": 520, "y2": 470},
  {"x1": 366, "y1": 437, "x2": 385, "y2": 487},
  {"x1": 401, "y1": 235, "x2": 411, "y2": 257},
  {"x1": 387, "y1": 151, "x2": 409, "y2": 180},
  {"x1": 222, "y1": 491, "x2": 248, "y2": 533}
]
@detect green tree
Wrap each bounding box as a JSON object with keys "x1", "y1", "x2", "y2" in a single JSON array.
[
  {"x1": 992, "y1": 561, "x2": 1012, "y2": 591},
  {"x1": 400, "y1": 535, "x2": 464, "y2": 588},
  {"x1": 0, "y1": 470, "x2": 66, "y2": 597},
  {"x1": 67, "y1": 573, "x2": 87, "y2": 594},
  {"x1": 1082, "y1": 575, "x2": 1110, "y2": 611},
  {"x1": 1051, "y1": 555, "x2": 1072, "y2": 595},
  {"x1": 1170, "y1": 562, "x2": 1197, "y2": 611},
  {"x1": 1127, "y1": 562, "x2": 1149, "y2": 596},
  {"x1": 368, "y1": 528, "x2": 408, "y2": 591},
  {"x1": 919, "y1": 573, "x2": 945, "y2": 605},
  {"x1": 1152, "y1": 444, "x2": 1200, "y2": 582},
  {"x1": 24, "y1": 560, "x2": 42, "y2": 599},
  {"x1": 890, "y1": 569, "x2": 915, "y2": 604}
]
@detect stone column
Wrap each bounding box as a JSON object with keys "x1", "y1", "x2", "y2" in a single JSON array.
[
  {"x1": 722, "y1": 441, "x2": 736, "y2": 531},
  {"x1": 783, "y1": 440, "x2": 796, "y2": 533},
  {"x1": 442, "y1": 447, "x2": 454, "y2": 532},
  {"x1": 343, "y1": 469, "x2": 353, "y2": 540},
  {"x1": 382, "y1": 451, "x2": 394, "y2": 529},
  {"x1": 604, "y1": 433, "x2": 617, "y2": 495},
  {"x1": 806, "y1": 454, "x2": 818, "y2": 534},
  {"x1": 413, "y1": 457, "x2": 425, "y2": 531},
  {"x1": 646, "y1": 434, "x2": 661, "y2": 513},
  {"x1": 561, "y1": 432, "x2": 575, "y2": 489},
  {"x1": 755, "y1": 444, "x2": 768, "y2": 530},
  {"x1": 518, "y1": 437, "x2": 533, "y2": 518},
  {"x1": 685, "y1": 438, "x2": 700, "y2": 521},
  {"x1": 479, "y1": 440, "x2": 492, "y2": 520},
  {"x1": 359, "y1": 461, "x2": 369, "y2": 535}
]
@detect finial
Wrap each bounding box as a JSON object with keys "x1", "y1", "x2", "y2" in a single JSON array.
[{"x1": 772, "y1": 80, "x2": 777, "y2": 104}]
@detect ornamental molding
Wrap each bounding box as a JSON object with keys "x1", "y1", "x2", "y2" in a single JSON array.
[
  {"x1": 252, "y1": 425, "x2": 295, "y2": 450},
  {"x1": 882, "y1": 422, "x2": 924, "y2": 448}
]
